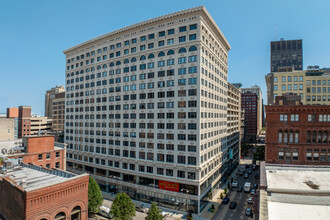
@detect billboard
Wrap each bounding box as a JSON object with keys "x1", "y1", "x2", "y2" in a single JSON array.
[{"x1": 158, "y1": 180, "x2": 179, "y2": 192}]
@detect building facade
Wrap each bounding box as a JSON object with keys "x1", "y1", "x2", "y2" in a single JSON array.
[
  {"x1": 265, "y1": 105, "x2": 330, "y2": 165},
  {"x1": 7, "y1": 106, "x2": 31, "y2": 138},
  {"x1": 270, "y1": 39, "x2": 303, "y2": 72},
  {"x1": 52, "y1": 92, "x2": 66, "y2": 132},
  {"x1": 241, "y1": 92, "x2": 258, "y2": 139},
  {"x1": 226, "y1": 83, "x2": 241, "y2": 171},
  {"x1": 45, "y1": 85, "x2": 65, "y2": 118},
  {"x1": 0, "y1": 163, "x2": 88, "y2": 220},
  {"x1": 0, "y1": 118, "x2": 15, "y2": 141},
  {"x1": 63, "y1": 7, "x2": 230, "y2": 214},
  {"x1": 265, "y1": 67, "x2": 330, "y2": 105},
  {"x1": 241, "y1": 85, "x2": 263, "y2": 132},
  {"x1": 1, "y1": 136, "x2": 66, "y2": 170}
]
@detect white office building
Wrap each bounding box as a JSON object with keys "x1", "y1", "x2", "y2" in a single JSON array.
[{"x1": 63, "y1": 6, "x2": 231, "y2": 214}]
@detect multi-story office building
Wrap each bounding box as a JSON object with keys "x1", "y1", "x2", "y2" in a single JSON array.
[
  {"x1": 242, "y1": 85, "x2": 263, "y2": 132},
  {"x1": 45, "y1": 85, "x2": 65, "y2": 118},
  {"x1": 63, "y1": 6, "x2": 230, "y2": 214},
  {"x1": 241, "y1": 92, "x2": 258, "y2": 139},
  {"x1": 226, "y1": 83, "x2": 241, "y2": 172},
  {"x1": 270, "y1": 39, "x2": 303, "y2": 72},
  {"x1": 265, "y1": 67, "x2": 330, "y2": 105},
  {"x1": 265, "y1": 103, "x2": 330, "y2": 165},
  {"x1": 52, "y1": 92, "x2": 65, "y2": 132}
]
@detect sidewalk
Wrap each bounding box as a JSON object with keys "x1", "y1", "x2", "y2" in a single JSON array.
[
  {"x1": 199, "y1": 168, "x2": 239, "y2": 219},
  {"x1": 101, "y1": 192, "x2": 186, "y2": 220}
]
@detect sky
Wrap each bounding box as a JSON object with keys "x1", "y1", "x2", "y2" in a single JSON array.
[{"x1": 0, "y1": 0, "x2": 329, "y2": 115}]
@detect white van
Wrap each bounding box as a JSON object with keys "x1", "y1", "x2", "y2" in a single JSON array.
[
  {"x1": 99, "y1": 206, "x2": 113, "y2": 219},
  {"x1": 244, "y1": 182, "x2": 251, "y2": 192}
]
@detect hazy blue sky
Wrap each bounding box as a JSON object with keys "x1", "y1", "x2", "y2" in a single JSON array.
[{"x1": 1, "y1": 0, "x2": 329, "y2": 115}]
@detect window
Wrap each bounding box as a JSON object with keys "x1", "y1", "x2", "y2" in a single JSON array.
[
  {"x1": 282, "y1": 76, "x2": 286, "y2": 82},
  {"x1": 308, "y1": 114, "x2": 316, "y2": 122},
  {"x1": 38, "y1": 154, "x2": 43, "y2": 160},
  {"x1": 167, "y1": 39, "x2": 174, "y2": 45},
  {"x1": 279, "y1": 114, "x2": 288, "y2": 121},
  {"x1": 291, "y1": 114, "x2": 299, "y2": 122},
  {"x1": 179, "y1": 26, "x2": 186, "y2": 32},
  {"x1": 177, "y1": 170, "x2": 185, "y2": 178},
  {"x1": 159, "y1": 31, "x2": 165, "y2": 37},
  {"x1": 189, "y1": 34, "x2": 197, "y2": 40},
  {"x1": 168, "y1": 29, "x2": 175, "y2": 35},
  {"x1": 56, "y1": 152, "x2": 60, "y2": 157},
  {"x1": 46, "y1": 153, "x2": 51, "y2": 159},
  {"x1": 179, "y1": 36, "x2": 186, "y2": 42},
  {"x1": 190, "y1": 24, "x2": 197, "y2": 30}
]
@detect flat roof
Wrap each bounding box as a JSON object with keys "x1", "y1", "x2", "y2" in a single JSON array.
[
  {"x1": 266, "y1": 165, "x2": 330, "y2": 193},
  {"x1": 268, "y1": 202, "x2": 330, "y2": 220},
  {"x1": 1, "y1": 164, "x2": 88, "y2": 192}
]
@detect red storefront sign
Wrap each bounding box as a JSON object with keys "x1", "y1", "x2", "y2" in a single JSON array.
[{"x1": 158, "y1": 180, "x2": 179, "y2": 192}]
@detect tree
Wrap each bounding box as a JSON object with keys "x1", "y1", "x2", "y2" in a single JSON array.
[
  {"x1": 111, "y1": 193, "x2": 135, "y2": 220},
  {"x1": 224, "y1": 188, "x2": 227, "y2": 194},
  {"x1": 220, "y1": 193, "x2": 223, "y2": 199},
  {"x1": 88, "y1": 177, "x2": 103, "y2": 215},
  {"x1": 145, "y1": 203, "x2": 163, "y2": 220},
  {"x1": 253, "y1": 145, "x2": 265, "y2": 161}
]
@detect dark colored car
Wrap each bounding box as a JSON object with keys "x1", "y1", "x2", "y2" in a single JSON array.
[
  {"x1": 246, "y1": 208, "x2": 252, "y2": 216},
  {"x1": 256, "y1": 170, "x2": 260, "y2": 175},
  {"x1": 244, "y1": 174, "x2": 249, "y2": 179},
  {"x1": 222, "y1": 197, "x2": 230, "y2": 204},
  {"x1": 239, "y1": 170, "x2": 244, "y2": 175},
  {"x1": 255, "y1": 174, "x2": 260, "y2": 179},
  {"x1": 252, "y1": 164, "x2": 256, "y2": 170},
  {"x1": 248, "y1": 170, "x2": 252, "y2": 174},
  {"x1": 254, "y1": 183, "x2": 259, "y2": 189},
  {"x1": 237, "y1": 187, "x2": 243, "y2": 192},
  {"x1": 229, "y1": 202, "x2": 237, "y2": 209},
  {"x1": 246, "y1": 164, "x2": 250, "y2": 168}
]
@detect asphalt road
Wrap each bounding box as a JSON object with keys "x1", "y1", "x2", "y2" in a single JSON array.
[{"x1": 213, "y1": 164, "x2": 260, "y2": 220}]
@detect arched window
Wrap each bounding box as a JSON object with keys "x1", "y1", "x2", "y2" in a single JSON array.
[
  {"x1": 323, "y1": 131, "x2": 328, "y2": 143},
  {"x1": 124, "y1": 59, "x2": 129, "y2": 64},
  {"x1": 91, "y1": 67, "x2": 95, "y2": 71},
  {"x1": 110, "y1": 62, "x2": 114, "y2": 67},
  {"x1": 66, "y1": 74, "x2": 70, "y2": 77},
  {"x1": 55, "y1": 212, "x2": 66, "y2": 220},
  {"x1": 102, "y1": 64, "x2": 107, "y2": 69},
  {"x1": 71, "y1": 72, "x2": 74, "y2": 76},
  {"x1": 148, "y1": 53, "x2": 155, "y2": 59},
  {"x1": 167, "y1": 50, "x2": 174, "y2": 55},
  {"x1": 75, "y1": 71, "x2": 79, "y2": 75},
  {"x1": 71, "y1": 206, "x2": 81, "y2": 220},
  {"x1": 80, "y1": 70, "x2": 84, "y2": 74},
  {"x1": 289, "y1": 131, "x2": 294, "y2": 143},
  {"x1": 140, "y1": 55, "x2": 146, "y2": 60},
  {"x1": 278, "y1": 131, "x2": 282, "y2": 143},
  {"x1": 158, "y1": 51, "x2": 165, "y2": 57},
  {"x1": 97, "y1": 65, "x2": 101, "y2": 70},
  {"x1": 312, "y1": 131, "x2": 317, "y2": 143},
  {"x1": 116, "y1": 61, "x2": 121, "y2": 66},
  {"x1": 283, "y1": 131, "x2": 288, "y2": 143},
  {"x1": 318, "y1": 131, "x2": 322, "y2": 143},
  {"x1": 131, "y1": 57, "x2": 136, "y2": 62},
  {"x1": 295, "y1": 131, "x2": 299, "y2": 143},
  {"x1": 178, "y1": 47, "x2": 187, "y2": 53},
  {"x1": 189, "y1": 46, "x2": 197, "y2": 52}
]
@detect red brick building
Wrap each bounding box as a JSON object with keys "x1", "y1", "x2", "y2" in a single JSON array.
[
  {"x1": 5, "y1": 135, "x2": 66, "y2": 170},
  {"x1": 265, "y1": 105, "x2": 330, "y2": 165},
  {"x1": 0, "y1": 163, "x2": 89, "y2": 220},
  {"x1": 241, "y1": 92, "x2": 259, "y2": 138},
  {"x1": 7, "y1": 106, "x2": 31, "y2": 138}
]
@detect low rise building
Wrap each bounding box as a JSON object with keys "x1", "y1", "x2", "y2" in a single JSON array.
[
  {"x1": 259, "y1": 163, "x2": 330, "y2": 220},
  {"x1": 0, "y1": 163, "x2": 89, "y2": 220},
  {"x1": 0, "y1": 118, "x2": 15, "y2": 140},
  {"x1": 0, "y1": 135, "x2": 66, "y2": 170},
  {"x1": 265, "y1": 104, "x2": 330, "y2": 165}
]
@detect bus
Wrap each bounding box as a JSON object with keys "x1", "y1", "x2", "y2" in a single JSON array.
[{"x1": 244, "y1": 182, "x2": 251, "y2": 192}]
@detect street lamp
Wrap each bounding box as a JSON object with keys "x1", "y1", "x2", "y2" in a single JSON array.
[{"x1": 181, "y1": 189, "x2": 190, "y2": 213}]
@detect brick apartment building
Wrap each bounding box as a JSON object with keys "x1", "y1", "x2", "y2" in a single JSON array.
[
  {"x1": 0, "y1": 163, "x2": 89, "y2": 220},
  {"x1": 2, "y1": 135, "x2": 66, "y2": 170},
  {"x1": 265, "y1": 104, "x2": 330, "y2": 165},
  {"x1": 241, "y1": 92, "x2": 259, "y2": 139}
]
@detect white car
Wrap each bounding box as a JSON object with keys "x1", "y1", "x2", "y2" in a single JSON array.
[
  {"x1": 231, "y1": 181, "x2": 239, "y2": 188},
  {"x1": 248, "y1": 197, "x2": 253, "y2": 204}
]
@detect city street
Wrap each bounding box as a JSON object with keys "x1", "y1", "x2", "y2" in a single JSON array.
[{"x1": 213, "y1": 163, "x2": 260, "y2": 220}]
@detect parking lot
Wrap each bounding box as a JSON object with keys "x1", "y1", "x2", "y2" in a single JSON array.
[{"x1": 213, "y1": 162, "x2": 260, "y2": 220}]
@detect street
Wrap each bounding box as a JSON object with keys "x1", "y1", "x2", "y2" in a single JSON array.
[{"x1": 213, "y1": 162, "x2": 260, "y2": 220}]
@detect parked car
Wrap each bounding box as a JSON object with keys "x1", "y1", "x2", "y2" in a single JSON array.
[
  {"x1": 246, "y1": 208, "x2": 252, "y2": 216},
  {"x1": 237, "y1": 187, "x2": 243, "y2": 192},
  {"x1": 251, "y1": 189, "x2": 255, "y2": 195},
  {"x1": 246, "y1": 164, "x2": 250, "y2": 169},
  {"x1": 248, "y1": 170, "x2": 252, "y2": 174},
  {"x1": 244, "y1": 174, "x2": 249, "y2": 179},
  {"x1": 252, "y1": 164, "x2": 256, "y2": 170},
  {"x1": 99, "y1": 206, "x2": 114, "y2": 219},
  {"x1": 255, "y1": 174, "x2": 260, "y2": 179},
  {"x1": 254, "y1": 183, "x2": 259, "y2": 189},
  {"x1": 248, "y1": 197, "x2": 253, "y2": 204},
  {"x1": 222, "y1": 197, "x2": 230, "y2": 204},
  {"x1": 135, "y1": 205, "x2": 148, "y2": 213},
  {"x1": 239, "y1": 170, "x2": 244, "y2": 175},
  {"x1": 256, "y1": 170, "x2": 260, "y2": 175},
  {"x1": 232, "y1": 181, "x2": 239, "y2": 188},
  {"x1": 229, "y1": 202, "x2": 237, "y2": 209}
]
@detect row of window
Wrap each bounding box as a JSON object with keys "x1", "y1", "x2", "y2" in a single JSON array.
[
  {"x1": 274, "y1": 76, "x2": 304, "y2": 83},
  {"x1": 274, "y1": 84, "x2": 303, "y2": 91},
  {"x1": 307, "y1": 95, "x2": 330, "y2": 102}
]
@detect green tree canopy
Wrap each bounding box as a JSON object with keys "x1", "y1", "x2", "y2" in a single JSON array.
[
  {"x1": 88, "y1": 176, "x2": 103, "y2": 215},
  {"x1": 145, "y1": 203, "x2": 163, "y2": 220},
  {"x1": 111, "y1": 193, "x2": 136, "y2": 220}
]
